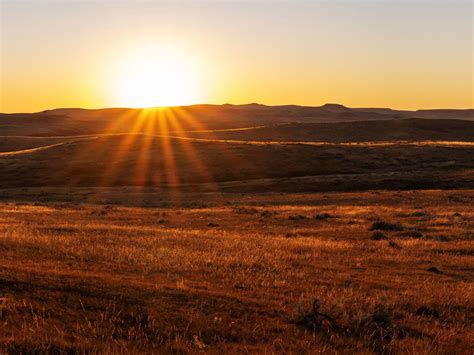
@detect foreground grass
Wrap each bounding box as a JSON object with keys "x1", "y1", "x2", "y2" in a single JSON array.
[{"x1": 0, "y1": 190, "x2": 472, "y2": 353}]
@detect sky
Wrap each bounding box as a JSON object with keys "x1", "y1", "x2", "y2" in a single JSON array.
[{"x1": 0, "y1": 0, "x2": 472, "y2": 112}]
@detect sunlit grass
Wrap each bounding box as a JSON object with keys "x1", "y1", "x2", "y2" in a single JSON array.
[{"x1": 0, "y1": 190, "x2": 472, "y2": 352}]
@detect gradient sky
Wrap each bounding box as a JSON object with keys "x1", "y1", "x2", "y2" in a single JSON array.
[{"x1": 1, "y1": 0, "x2": 472, "y2": 112}]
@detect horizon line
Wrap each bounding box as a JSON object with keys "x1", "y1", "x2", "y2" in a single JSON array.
[{"x1": 2, "y1": 102, "x2": 473, "y2": 115}]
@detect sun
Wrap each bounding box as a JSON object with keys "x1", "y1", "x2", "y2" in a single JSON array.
[{"x1": 113, "y1": 45, "x2": 201, "y2": 108}]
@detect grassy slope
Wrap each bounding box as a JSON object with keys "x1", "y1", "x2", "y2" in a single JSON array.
[
  {"x1": 0, "y1": 137, "x2": 81, "y2": 153},
  {"x1": 0, "y1": 190, "x2": 472, "y2": 353},
  {"x1": 182, "y1": 119, "x2": 474, "y2": 143},
  {"x1": 0, "y1": 135, "x2": 472, "y2": 190}
]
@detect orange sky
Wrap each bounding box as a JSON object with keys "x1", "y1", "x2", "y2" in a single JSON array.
[{"x1": 1, "y1": 1, "x2": 472, "y2": 113}]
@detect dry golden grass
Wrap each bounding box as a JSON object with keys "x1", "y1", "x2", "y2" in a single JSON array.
[{"x1": 0, "y1": 190, "x2": 472, "y2": 353}]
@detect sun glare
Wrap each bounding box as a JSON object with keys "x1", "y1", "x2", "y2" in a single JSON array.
[{"x1": 113, "y1": 45, "x2": 201, "y2": 108}]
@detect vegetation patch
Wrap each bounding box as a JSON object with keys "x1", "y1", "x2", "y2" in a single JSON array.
[
  {"x1": 369, "y1": 221, "x2": 404, "y2": 231},
  {"x1": 314, "y1": 213, "x2": 332, "y2": 220},
  {"x1": 371, "y1": 231, "x2": 386, "y2": 240}
]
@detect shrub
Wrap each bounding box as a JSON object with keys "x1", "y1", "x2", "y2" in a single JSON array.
[
  {"x1": 260, "y1": 210, "x2": 274, "y2": 218},
  {"x1": 294, "y1": 299, "x2": 335, "y2": 331},
  {"x1": 410, "y1": 212, "x2": 426, "y2": 217},
  {"x1": 314, "y1": 213, "x2": 332, "y2": 220},
  {"x1": 371, "y1": 231, "x2": 386, "y2": 240},
  {"x1": 415, "y1": 306, "x2": 440, "y2": 318},
  {"x1": 388, "y1": 240, "x2": 401, "y2": 249},
  {"x1": 369, "y1": 221, "x2": 404, "y2": 231},
  {"x1": 427, "y1": 266, "x2": 442, "y2": 274}
]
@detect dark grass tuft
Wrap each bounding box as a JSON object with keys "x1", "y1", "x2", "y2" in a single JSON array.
[
  {"x1": 369, "y1": 221, "x2": 404, "y2": 231},
  {"x1": 371, "y1": 231, "x2": 386, "y2": 240}
]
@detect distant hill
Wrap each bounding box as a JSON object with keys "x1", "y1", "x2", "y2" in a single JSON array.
[
  {"x1": 412, "y1": 109, "x2": 474, "y2": 119},
  {"x1": 0, "y1": 104, "x2": 472, "y2": 137},
  {"x1": 181, "y1": 118, "x2": 474, "y2": 143}
]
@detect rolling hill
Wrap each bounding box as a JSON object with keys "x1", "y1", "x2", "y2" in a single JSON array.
[
  {"x1": 0, "y1": 104, "x2": 472, "y2": 193},
  {"x1": 180, "y1": 118, "x2": 474, "y2": 143},
  {"x1": 0, "y1": 134, "x2": 472, "y2": 192},
  {"x1": 0, "y1": 103, "x2": 472, "y2": 137}
]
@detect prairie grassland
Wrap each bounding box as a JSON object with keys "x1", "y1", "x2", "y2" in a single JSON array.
[{"x1": 0, "y1": 190, "x2": 472, "y2": 353}]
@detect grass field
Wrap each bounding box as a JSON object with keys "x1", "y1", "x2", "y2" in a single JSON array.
[{"x1": 0, "y1": 189, "x2": 472, "y2": 353}]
